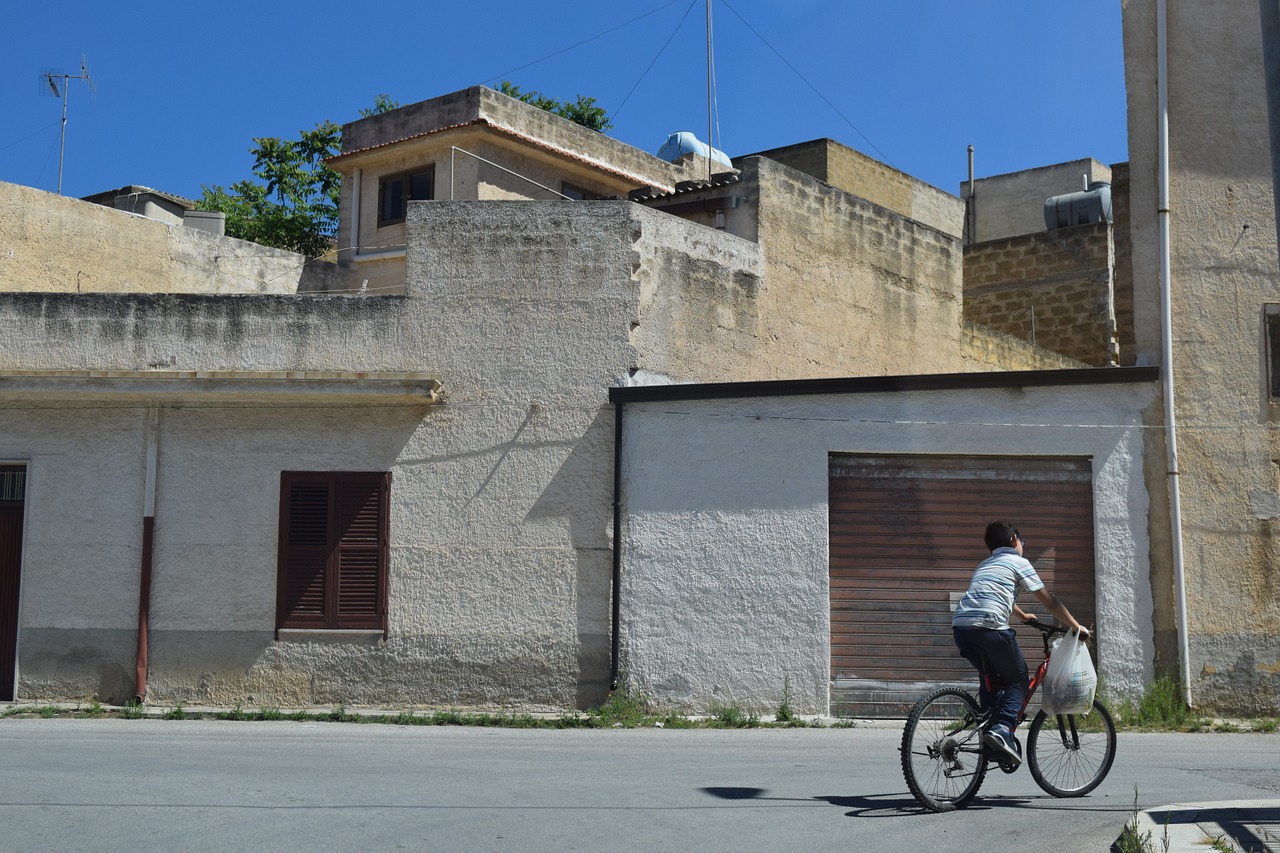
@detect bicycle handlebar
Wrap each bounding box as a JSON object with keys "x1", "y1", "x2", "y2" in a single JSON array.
[{"x1": 1023, "y1": 618, "x2": 1094, "y2": 654}]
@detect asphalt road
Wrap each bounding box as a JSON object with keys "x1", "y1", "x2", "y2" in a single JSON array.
[{"x1": 0, "y1": 719, "x2": 1276, "y2": 852}]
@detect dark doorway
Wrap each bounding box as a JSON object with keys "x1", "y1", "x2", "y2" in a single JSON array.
[{"x1": 1, "y1": 466, "x2": 27, "y2": 702}]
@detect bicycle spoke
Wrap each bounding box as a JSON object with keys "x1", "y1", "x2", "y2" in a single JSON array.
[
  {"x1": 901, "y1": 688, "x2": 988, "y2": 811},
  {"x1": 1026, "y1": 700, "x2": 1117, "y2": 797}
]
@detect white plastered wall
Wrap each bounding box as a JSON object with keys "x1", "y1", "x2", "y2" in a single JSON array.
[{"x1": 618, "y1": 381, "x2": 1159, "y2": 715}]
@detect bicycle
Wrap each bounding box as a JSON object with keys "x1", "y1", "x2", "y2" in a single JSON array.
[{"x1": 899, "y1": 619, "x2": 1117, "y2": 812}]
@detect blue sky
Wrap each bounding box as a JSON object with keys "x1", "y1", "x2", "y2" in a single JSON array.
[{"x1": 1, "y1": 1, "x2": 1127, "y2": 203}]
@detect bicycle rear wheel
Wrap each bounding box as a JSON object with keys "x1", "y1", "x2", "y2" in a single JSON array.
[
  {"x1": 900, "y1": 687, "x2": 988, "y2": 811},
  {"x1": 1026, "y1": 698, "x2": 1116, "y2": 797}
]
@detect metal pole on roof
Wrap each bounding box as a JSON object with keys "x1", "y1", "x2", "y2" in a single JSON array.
[
  {"x1": 56, "y1": 81, "x2": 69, "y2": 194},
  {"x1": 966, "y1": 145, "x2": 976, "y2": 245},
  {"x1": 706, "y1": 0, "x2": 714, "y2": 181},
  {"x1": 41, "y1": 54, "x2": 95, "y2": 196}
]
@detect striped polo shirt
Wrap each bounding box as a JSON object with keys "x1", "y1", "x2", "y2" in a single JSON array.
[{"x1": 952, "y1": 547, "x2": 1045, "y2": 630}]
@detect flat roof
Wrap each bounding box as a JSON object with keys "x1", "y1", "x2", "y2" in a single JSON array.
[{"x1": 609, "y1": 366, "x2": 1159, "y2": 404}]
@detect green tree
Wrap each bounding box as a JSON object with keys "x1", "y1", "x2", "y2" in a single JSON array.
[
  {"x1": 497, "y1": 81, "x2": 613, "y2": 132},
  {"x1": 199, "y1": 94, "x2": 400, "y2": 258},
  {"x1": 359, "y1": 93, "x2": 401, "y2": 118}
]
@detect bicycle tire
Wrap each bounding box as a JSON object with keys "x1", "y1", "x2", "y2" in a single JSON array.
[
  {"x1": 900, "y1": 687, "x2": 988, "y2": 812},
  {"x1": 1026, "y1": 698, "x2": 1116, "y2": 797}
]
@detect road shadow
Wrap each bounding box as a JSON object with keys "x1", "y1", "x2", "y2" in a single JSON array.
[
  {"x1": 700, "y1": 786, "x2": 1125, "y2": 818},
  {"x1": 700, "y1": 786, "x2": 937, "y2": 816},
  {"x1": 818, "y1": 793, "x2": 970, "y2": 816}
]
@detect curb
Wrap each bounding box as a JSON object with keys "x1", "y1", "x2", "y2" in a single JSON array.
[{"x1": 1128, "y1": 800, "x2": 1279, "y2": 852}]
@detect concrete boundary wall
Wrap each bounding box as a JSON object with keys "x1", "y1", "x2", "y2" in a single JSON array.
[{"x1": 0, "y1": 181, "x2": 336, "y2": 295}]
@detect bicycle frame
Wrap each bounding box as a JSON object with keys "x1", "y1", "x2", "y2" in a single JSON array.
[
  {"x1": 902, "y1": 620, "x2": 1116, "y2": 810},
  {"x1": 983, "y1": 620, "x2": 1087, "y2": 747}
]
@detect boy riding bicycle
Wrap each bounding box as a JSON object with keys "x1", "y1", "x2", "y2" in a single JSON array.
[{"x1": 952, "y1": 520, "x2": 1090, "y2": 769}]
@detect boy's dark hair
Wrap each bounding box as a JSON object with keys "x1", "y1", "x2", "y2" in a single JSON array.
[{"x1": 984, "y1": 520, "x2": 1018, "y2": 551}]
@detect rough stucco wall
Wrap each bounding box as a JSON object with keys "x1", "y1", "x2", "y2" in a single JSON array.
[
  {"x1": 0, "y1": 288, "x2": 423, "y2": 704},
  {"x1": 619, "y1": 382, "x2": 1158, "y2": 714},
  {"x1": 8, "y1": 403, "x2": 433, "y2": 705},
  {"x1": 0, "y1": 181, "x2": 327, "y2": 295},
  {"x1": 0, "y1": 166, "x2": 1121, "y2": 711},
  {"x1": 0, "y1": 205, "x2": 635, "y2": 708},
  {"x1": 1125, "y1": 0, "x2": 1280, "y2": 712},
  {"x1": 630, "y1": 211, "x2": 766, "y2": 381},
  {"x1": 963, "y1": 222, "x2": 1118, "y2": 366},
  {"x1": 5, "y1": 407, "x2": 147, "y2": 700},
  {"x1": 0, "y1": 199, "x2": 791, "y2": 709},
  {"x1": 397, "y1": 201, "x2": 650, "y2": 709},
  {"x1": 749, "y1": 158, "x2": 967, "y2": 377}
]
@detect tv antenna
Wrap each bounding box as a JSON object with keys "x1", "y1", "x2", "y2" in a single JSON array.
[{"x1": 40, "y1": 52, "x2": 96, "y2": 195}]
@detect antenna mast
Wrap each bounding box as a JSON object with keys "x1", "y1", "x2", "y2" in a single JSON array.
[
  {"x1": 706, "y1": 0, "x2": 714, "y2": 181},
  {"x1": 42, "y1": 53, "x2": 96, "y2": 195}
]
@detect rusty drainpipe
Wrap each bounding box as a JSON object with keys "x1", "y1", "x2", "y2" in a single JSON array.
[
  {"x1": 610, "y1": 399, "x2": 624, "y2": 691},
  {"x1": 134, "y1": 407, "x2": 159, "y2": 702}
]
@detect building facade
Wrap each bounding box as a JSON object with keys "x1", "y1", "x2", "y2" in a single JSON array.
[{"x1": 4, "y1": 0, "x2": 1279, "y2": 714}]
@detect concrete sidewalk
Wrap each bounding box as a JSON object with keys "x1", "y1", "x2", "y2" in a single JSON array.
[{"x1": 1131, "y1": 800, "x2": 1279, "y2": 852}]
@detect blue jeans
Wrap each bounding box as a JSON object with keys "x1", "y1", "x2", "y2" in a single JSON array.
[{"x1": 953, "y1": 626, "x2": 1029, "y2": 732}]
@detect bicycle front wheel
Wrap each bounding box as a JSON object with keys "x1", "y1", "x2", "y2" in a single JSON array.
[
  {"x1": 900, "y1": 687, "x2": 988, "y2": 812},
  {"x1": 1026, "y1": 698, "x2": 1116, "y2": 797}
]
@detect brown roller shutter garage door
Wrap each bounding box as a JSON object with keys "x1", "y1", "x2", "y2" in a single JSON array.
[{"x1": 829, "y1": 454, "x2": 1095, "y2": 718}]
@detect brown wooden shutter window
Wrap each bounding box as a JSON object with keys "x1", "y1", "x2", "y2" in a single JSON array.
[{"x1": 277, "y1": 472, "x2": 390, "y2": 632}]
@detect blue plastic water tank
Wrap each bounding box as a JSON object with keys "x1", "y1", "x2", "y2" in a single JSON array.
[
  {"x1": 656, "y1": 131, "x2": 733, "y2": 168},
  {"x1": 1044, "y1": 182, "x2": 1113, "y2": 229}
]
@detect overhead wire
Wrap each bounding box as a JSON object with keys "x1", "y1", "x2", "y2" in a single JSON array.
[
  {"x1": 709, "y1": 2, "x2": 723, "y2": 157},
  {"x1": 26, "y1": 2, "x2": 899, "y2": 294},
  {"x1": 720, "y1": 0, "x2": 894, "y2": 167},
  {"x1": 612, "y1": 0, "x2": 700, "y2": 122},
  {"x1": 0, "y1": 122, "x2": 60, "y2": 154},
  {"x1": 480, "y1": 0, "x2": 689, "y2": 86}
]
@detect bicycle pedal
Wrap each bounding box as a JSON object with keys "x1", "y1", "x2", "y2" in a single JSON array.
[{"x1": 998, "y1": 761, "x2": 1019, "y2": 774}]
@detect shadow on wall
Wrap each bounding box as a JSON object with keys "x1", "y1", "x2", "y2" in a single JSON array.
[{"x1": 527, "y1": 406, "x2": 616, "y2": 709}]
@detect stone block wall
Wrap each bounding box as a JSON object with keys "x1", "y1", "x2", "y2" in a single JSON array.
[
  {"x1": 963, "y1": 221, "x2": 1118, "y2": 366},
  {"x1": 745, "y1": 138, "x2": 963, "y2": 237},
  {"x1": 1109, "y1": 163, "x2": 1139, "y2": 365},
  {"x1": 748, "y1": 157, "x2": 968, "y2": 377},
  {"x1": 961, "y1": 322, "x2": 1089, "y2": 371}
]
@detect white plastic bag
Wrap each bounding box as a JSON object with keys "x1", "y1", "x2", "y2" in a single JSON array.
[{"x1": 1040, "y1": 628, "x2": 1097, "y2": 715}]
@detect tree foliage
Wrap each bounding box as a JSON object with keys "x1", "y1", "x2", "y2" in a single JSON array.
[
  {"x1": 497, "y1": 81, "x2": 613, "y2": 132},
  {"x1": 360, "y1": 93, "x2": 401, "y2": 118},
  {"x1": 199, "y1": 95, "x2": 400, "y2": 258}
]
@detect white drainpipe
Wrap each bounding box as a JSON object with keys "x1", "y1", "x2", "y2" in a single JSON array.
[{"x1": 1157, "y1": 0, "x2": 1193, "y2": 708}]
